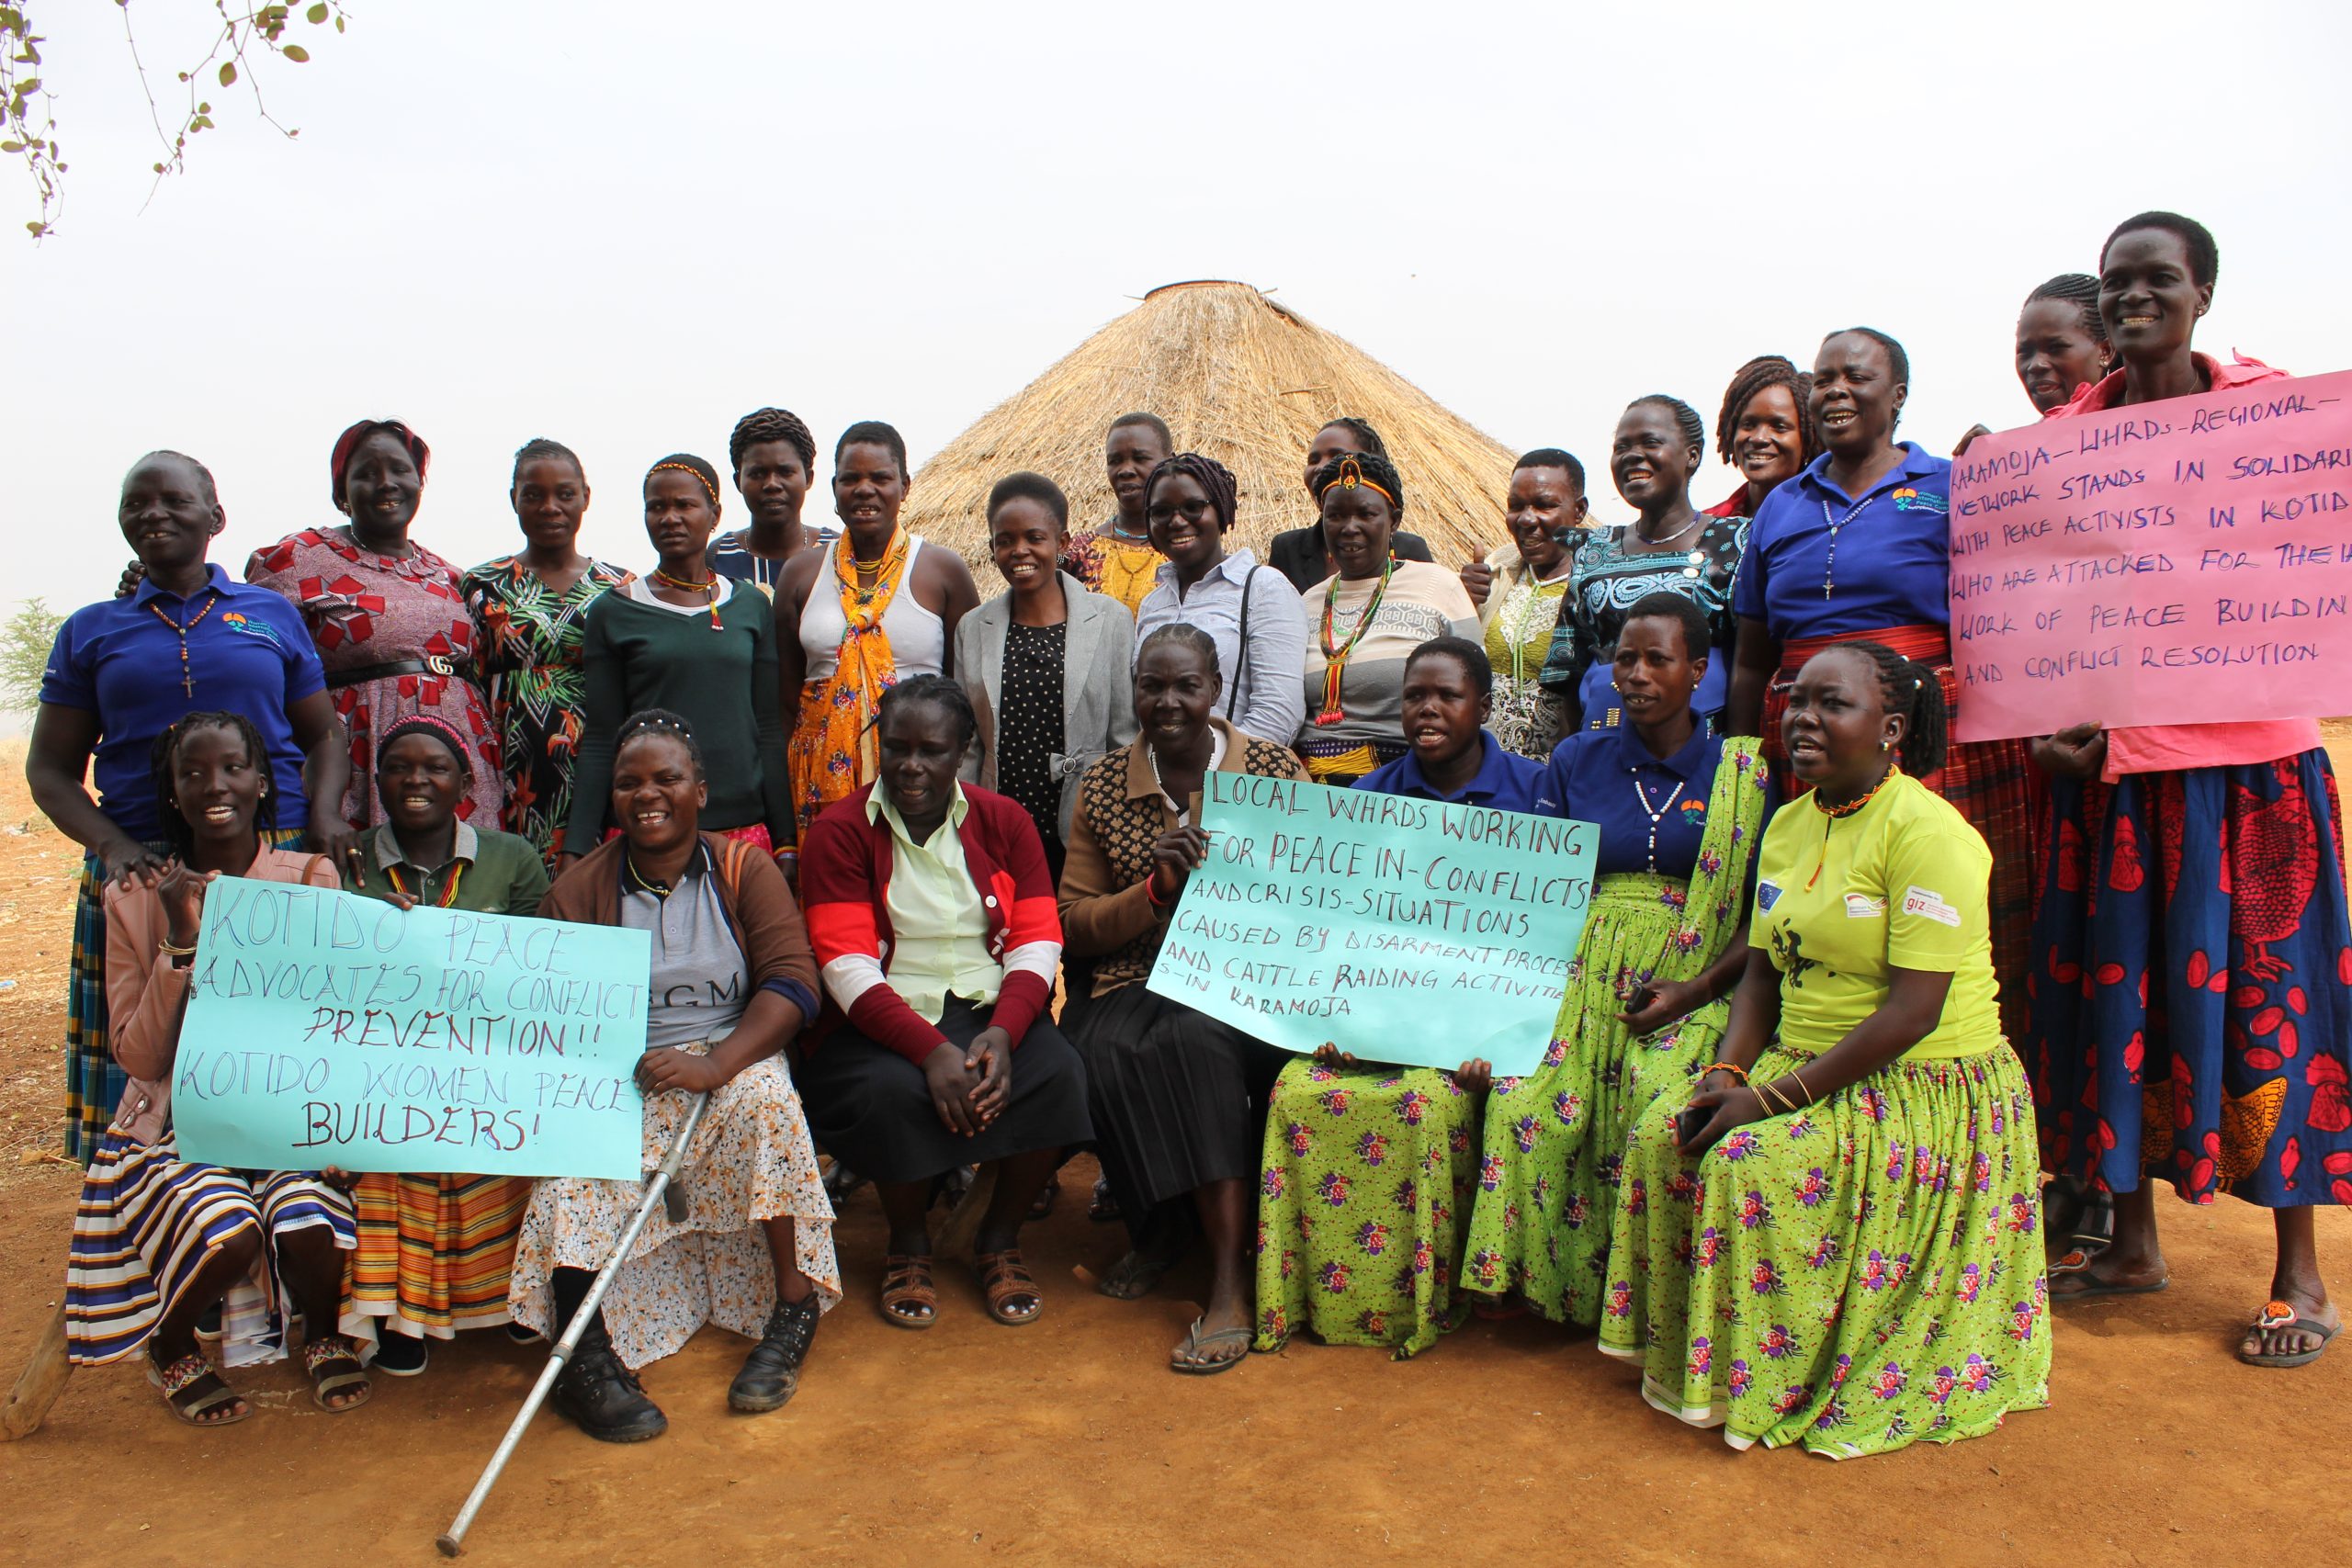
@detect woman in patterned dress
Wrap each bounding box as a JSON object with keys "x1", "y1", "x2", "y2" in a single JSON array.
[
  {"x1": 1462, "y1": 595, "x2": 1770, "y2": 1324},
  {"x1": 464, "y1": 437, "x2": 633, "y2": 863},
  {"x1": 1603, "y1": 642, "x2": 2049, "y2": 1457},
  {"x1": 517, "y1": 710, "x2": 840, "y2": 1441},
  {"x1": 1539, "y1": 396, "x2": 1747, "y2": 735},
  {"x1": 1476, "y1": 448, "x2": 1589, "y2": 758},
  {"x1": 245, "y1": 418, "x2": 503, "y2": 838}
]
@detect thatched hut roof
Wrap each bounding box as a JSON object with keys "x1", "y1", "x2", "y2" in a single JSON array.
[{"x1": 906, "y1": 281, "x2": 1513, "y2": 570}]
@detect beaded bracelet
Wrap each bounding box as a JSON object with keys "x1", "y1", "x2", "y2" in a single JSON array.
[{"x1": 1702, "y1": 1061, "x2": 1749, "y2": 1085}]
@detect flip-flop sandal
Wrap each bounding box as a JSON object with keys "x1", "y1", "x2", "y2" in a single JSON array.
[
  {"x1": 1096, "y1": 1248, "x2": 1174, "y2": 1301},
  {"x1": 2047, "y1": 1245, "x2": 2100, "y2": 1278},
  {"x1": 879, "y1": 1253, "x2": 938, "y2": 1330},
  {"x1": 1088, "y1": 1177, "x2": 1122, "y2": 1224},
  {"x1": 2240, "y1": 1299, "x2": 2342, "y2": 1368},
  {"x1": 148, "y1": 1351, "x2": 253, "y2": 1427},
  {"x1": 2050, "y1": 1271, "x2": 2169, "y2": 1302},
  {"x1": 302, "y1": 1335, "x2": 373, "y2": 1414},
  {"x1": 1169, "y1": 1316, "x2": 1252, "y2": 1376},
  {"x1": 976, "y1": 1249, "x2": 1043, "y2": 1326}
]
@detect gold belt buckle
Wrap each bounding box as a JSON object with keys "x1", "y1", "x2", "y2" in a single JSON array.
[{"x1": 424, "y1": 653, "x2": 455, "y2": 678}]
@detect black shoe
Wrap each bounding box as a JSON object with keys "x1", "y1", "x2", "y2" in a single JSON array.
[
  {"x1": 371, "y1": 1331, "x2": 429, "y2": 1377},
  {"x1": 729, "y1": 1293, "x2": 820, "y2": 1414},
  {"x1": 550, "y1": 1312, "x2": 667, "y2": 1443}
]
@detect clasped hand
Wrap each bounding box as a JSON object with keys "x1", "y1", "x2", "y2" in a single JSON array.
[{"x1": 922, "y1": 1027, "x2": 1012, "y2": 1137}]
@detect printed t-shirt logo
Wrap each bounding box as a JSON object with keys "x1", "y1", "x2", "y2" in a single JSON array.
[
  {"x1": 1845, "y1": 892, "x2": 1886, "y2": 919},
  {"x1": 220, "y1": 611, "x2": 283, "y2": 647},
  {"x1": 1889, "y1": 487, "x2": 1948, "y2": 515},
  {"x1": 1902, "y1": 885, "x2": 1962, "y2": 928},
  {"x1": 1758, "y1": 880, "x2": 1783, "y2": 913}
]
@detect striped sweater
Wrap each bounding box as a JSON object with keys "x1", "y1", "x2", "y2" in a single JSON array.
[{"x1": 799, "y1": 782, "x2": 1060, "y2": 1062}]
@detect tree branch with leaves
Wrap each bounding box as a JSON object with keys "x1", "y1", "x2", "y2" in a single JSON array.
[{"x1": 4, "y1": 1, "x2": 348, "y2": 241}]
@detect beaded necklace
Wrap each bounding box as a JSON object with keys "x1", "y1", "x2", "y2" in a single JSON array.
[
  {"x1": 384, "y1": 859, "x2": 466, "y2": 909},
  {"x1": 148, "y1": 592, "x2": 221, "y2": 697},
  {"x1": 1804, "y1": 761, "x2": 1898, "y2": 888},
  {"x1": 1315, "y1": 553, "x2": 1396, "y2": 727},
  {"x1": 651, "y1": 566, "x2": 722, "y2": 630},
  {"x1": 1818, "y1": 495, "x2": 1872, "y2": 602}
]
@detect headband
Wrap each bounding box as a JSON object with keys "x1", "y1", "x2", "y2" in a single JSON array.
[
  {"x1": 649, "y1": 461, "x2": 719, "y2": 508},
  {"x1": 1328, "y1": 455, "x2": 1396, "y2": 507},
  {"x1": 379, "y1": 715, "x2": 475, "y2": 776}
]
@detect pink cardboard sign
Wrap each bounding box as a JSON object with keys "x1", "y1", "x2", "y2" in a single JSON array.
[{"x1": 1947, "y1": 368, "x2": 2352, "y2": 742}]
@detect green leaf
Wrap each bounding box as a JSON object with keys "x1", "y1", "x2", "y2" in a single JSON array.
[
  {"x1": 0, "y1": 141, "x2": 20, "y2": 153},
  {"x1": 307, "y1": 3, "x2": 329, "y2": 20},
  {"x1": 282, "y1": 43, "x2": 310, "y2": 62},
  {"x1": 219, "y1": 62, "x2": 236, "y2": 87}
]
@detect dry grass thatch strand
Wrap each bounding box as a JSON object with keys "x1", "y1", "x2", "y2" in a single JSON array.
[{"x1": 903, "y1": 281, "x2": 1516, "y2": 574}]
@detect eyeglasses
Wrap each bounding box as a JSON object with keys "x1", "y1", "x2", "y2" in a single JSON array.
[{"x1": 1145, "y1": 498, "x2": 1218, "y2": 526}]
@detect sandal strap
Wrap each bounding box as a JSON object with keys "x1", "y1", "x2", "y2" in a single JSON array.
[
  {"x1": 154, "y1": 1353, "x2": 216, "y2": 1397},
  {"x1": 303, "y1": 1334, "x2": 365, "y2": 1373},
  {"x1": 2255, "y1": 1299, "x2": 2301, "y2": 1329}
]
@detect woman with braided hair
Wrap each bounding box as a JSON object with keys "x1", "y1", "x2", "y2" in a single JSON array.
[
  {"x1": 463, "y1": 437, "x2": 635, "y2": 863},
  {"x1": 2023, "y1": 212, "x2": 2347, "y2": 1370},
  {"x1": 1952, "y1": 275, "x2": 2116, "y2": 454},
  {"x1": 713, "y1": 406, "x2": 835, "y2": 594},
  {"x1": 1539, "y1": 395, "x2": 1747, "y2": 734},
  {"x1": 1722, "y1": 330, "x2": 2043, "y2": 1050},
  {"x1": 246, "y1": 418, "x2": 503, "y2": 834},
  {"x1": 1703, "y1": 355, "x2": 1820, "y2": 521},
  {"x1": 560, "y1": 454, "x2": 794, "y2": 870},
  {"x1": 1294, "y1": 449, "x2": 1478, "y2": 784},
  {"x1": 1605, "y1": 639, "x2": 2050, "y2": 1456},
  {"x1": 775, "y1": 421, "x2": 982, "y2": 853}
]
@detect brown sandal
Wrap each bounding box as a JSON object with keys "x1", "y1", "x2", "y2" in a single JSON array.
[
  {"x1": 976, "y1": 1248, "x2": 1043, "y2": 1325},
  {"x1": 879, "y1": 1253, "x2": 937, "y2": 1329},
  {"x1": 148, "y1": 1350, "x2": 253, "y2": 1427},
  {"x1": 302, "y1": 1334, "x2": 372, "y2": 1414}
]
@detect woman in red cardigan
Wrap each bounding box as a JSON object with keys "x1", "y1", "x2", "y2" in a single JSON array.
[{"x1": 797, "y1": 675, "x2": 1091, "y2": 1329}]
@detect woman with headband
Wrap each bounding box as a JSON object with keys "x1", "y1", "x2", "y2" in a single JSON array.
[
  {"x1": 560, "y1": 455, "x2": 794, "y2": 867},
  {"x1": 1294, "y1": 451, "x2": 1479, "y2": 784},
  {"x1": 245, "y1": 417, "x2": 503, "y2": 834}
]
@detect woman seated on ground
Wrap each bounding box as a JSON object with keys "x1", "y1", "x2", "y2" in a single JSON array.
[
  {"x1": 1295, "y1": 452, "x2": 1480, "y2": 785},
  {"x1": 1254, "y1": 637, "x2": 1546, "y2": 1359},
  {"x1": 1462, "y1": 595, "x2": 1770, "y2": 1322},
  {"x1": 1057, "y1": 624, "x2": 1308, "y2": 1373},
  {"x1": 1601, "y1": 642, "x2": 2050, "y2": 1457},
  {"x1": 338, "y1": 716, "x2": 551, "y2": 1375},
  {"x1": 797, "y1": 677, "x2": 1092, "y2": 1329},
  {"x1": 63, "y1": 712, "x2": 367, "y2": 1425},
  {"x1": 514, "y1": 710, "x2": 840, "y2": 1443}
]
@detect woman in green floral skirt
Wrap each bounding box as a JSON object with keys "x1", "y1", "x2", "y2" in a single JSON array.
[
  {"x1": 1600, "y1": 639, "x2": 2050, "y2": 1458},
  {"x1": 1463, "y1": 594, "x2": 1769, "y2": 1323},
  {"x1": 1253, "y1": 638, "x2": 1548, "y2": 1358}
]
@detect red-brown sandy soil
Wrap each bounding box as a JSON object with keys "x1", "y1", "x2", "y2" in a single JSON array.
[{"x1": 5, "y1": 736, "x2": 2350, "y2": 1567}]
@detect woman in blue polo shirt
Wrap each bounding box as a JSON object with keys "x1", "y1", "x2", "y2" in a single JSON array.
[
  {"x1": 1461, "y1": 593, "x2": 1770, "y2": 1324},
  {"x1": 1253, "y1": 637, "x2": 1550, "y2": 1359},
  {"x1": 28, "y1": 451, "x2": 352, "y2": 1159},
  {"x1": 1721, "y1": 329, "x2": 2041, "y2": 1046}
]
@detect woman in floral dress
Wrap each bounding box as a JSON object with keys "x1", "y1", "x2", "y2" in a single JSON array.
[
  {"x1": 245, "y1": 418, "x2": 502, "y2": 832},
  {"x1": 464, "y1": 437, "x2": 633, "y2": 862}
]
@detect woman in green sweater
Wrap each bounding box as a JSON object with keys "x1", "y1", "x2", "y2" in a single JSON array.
[{"x1": 559, "y1": 455, "x2": 793, "y2": 870}]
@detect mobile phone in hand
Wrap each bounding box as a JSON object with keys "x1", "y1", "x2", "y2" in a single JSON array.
[{"x1": 1676, "y1": 1102, "x2": 1714, "y2": 1152}]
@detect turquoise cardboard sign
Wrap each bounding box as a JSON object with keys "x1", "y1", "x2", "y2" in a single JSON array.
[
  {"x1": 1145, "y1": 773, "x2": 1597, "y2": 1076},
  {"x1": 171, "y1": 877, "x2": 650, "y2": 1179}
]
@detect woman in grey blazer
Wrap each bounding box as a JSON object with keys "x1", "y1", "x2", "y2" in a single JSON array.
[{"x1": 955, "y1": 472, "x2": 1140, "y2": 884}]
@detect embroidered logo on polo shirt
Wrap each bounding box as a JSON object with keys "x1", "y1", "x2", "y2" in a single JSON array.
[
  {"x1": 1889, "y1": 487, "x2": 1948, "y2": 515},
  {"x1": 1845, "y1": 892, "x2": 1886, "y2": 919},
  {"x1": 220, "y1": 611, "x2": 283, "y2": 647},
  {"x1": 1678, "y1": 798, "x2": 1708, "y2": 821},
  {"x1": 1902, "y1": 885, "x2": 1962, "y2": 927}
]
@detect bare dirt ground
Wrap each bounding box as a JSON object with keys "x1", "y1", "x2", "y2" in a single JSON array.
[{"x1": 5, "y1": 734, "x2": 2351, "y2": 1567}]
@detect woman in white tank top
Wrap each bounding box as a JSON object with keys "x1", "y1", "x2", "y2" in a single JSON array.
[{"x1": 774, "y1": 422, "x2": 979, "y2": 854}]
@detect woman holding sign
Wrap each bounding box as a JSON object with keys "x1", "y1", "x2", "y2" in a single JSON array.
[
  {"x1": 1295, "y1": 451, "x2": 1480, "y2": 785},
  {"x1": 339, "y1": 716, "x2": 551, "y2": 1376},
  {"x1": 1604, "y1": 642, "x2": 2050, "y2": 1456},
  {"x1": 1058, "y1": 623, "x2": 1309, "y2": 1371},
  {"x1": 1252, "y1": 638, "x2": 1550, "y2": 1359},
  {"x1": 1720, "y1": 330, "x2": 2043, "y2": 1047},
  {"x1": 2025, "y1": 211, "x2": 2347, "y2": 1369},
  {"x1": 517, "y1": 710, "x2": 839, "y2": 1441},
  {"x1": 1463, "y1": 596, "x2": 1770, "y2": 1324},
  {"x1": 63, "y1": 711, "x2": 368, "y2": 1425}
]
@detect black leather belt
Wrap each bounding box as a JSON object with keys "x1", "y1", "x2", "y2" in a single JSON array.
[{"x1": 326, "y1": 654, "x2": 459, "y2": 690}]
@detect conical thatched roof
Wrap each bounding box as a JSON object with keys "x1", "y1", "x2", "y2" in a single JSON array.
[{"x1": 907, "y1": 281, "x2": 1512, "y2": 570}]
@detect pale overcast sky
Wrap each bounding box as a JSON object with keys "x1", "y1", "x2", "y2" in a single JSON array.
[{"x1": 9, "y1": 0, "x2": 2351, "y2": 611}]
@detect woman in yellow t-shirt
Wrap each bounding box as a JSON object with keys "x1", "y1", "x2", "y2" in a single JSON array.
[{"x1": 1599, "y1": 640, "x2": 2051, "y2": 1458}]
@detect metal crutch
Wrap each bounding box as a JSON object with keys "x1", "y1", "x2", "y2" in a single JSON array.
[{"x1": 436, "y1": 1090, "x2": 709, "y2": 1557}]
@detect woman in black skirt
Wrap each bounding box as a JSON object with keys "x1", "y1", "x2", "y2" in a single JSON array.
[
  {"x1": 1058, "y1": 624, "x2": 1309, "y2": 1374},
  {"x1": 797, "y1": 676, "x2": 1092, "y2": 1329}
]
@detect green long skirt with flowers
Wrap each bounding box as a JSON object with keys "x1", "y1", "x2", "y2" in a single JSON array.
[
  {"x1": 1253, "y1": 1060, "x2": 1480, "y2": 1359},
  {"x1": 1598, "y1": 1043, "x2": 2052, "y2": 1458},
  {"x1": 1461, "y1": 874, "x2": 1729, "y2": 1324}
]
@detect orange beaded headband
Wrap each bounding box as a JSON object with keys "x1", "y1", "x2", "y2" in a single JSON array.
[
  {"x1": 649, "y1": 461, "x2": 718, "y2": 507},
  {"x1": 1330, "y1": 455, "x2": 1396, "y2": 506}
]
